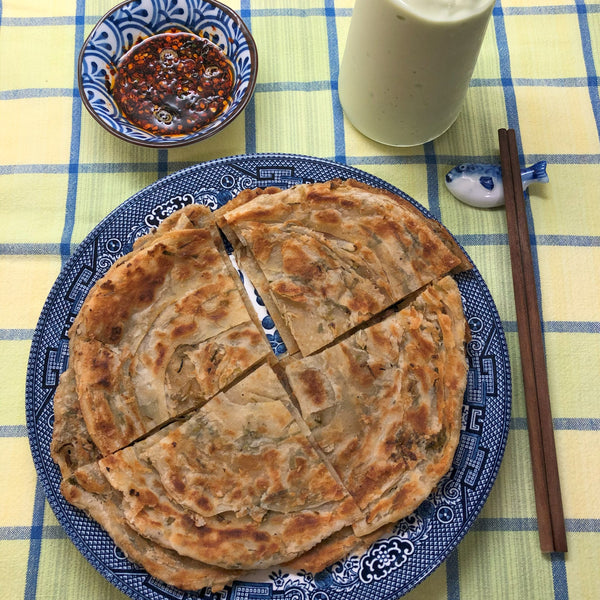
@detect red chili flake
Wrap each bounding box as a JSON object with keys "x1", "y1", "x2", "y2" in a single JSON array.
[{"x1": 112, "y1": 31, "x2": 235, "y2": 136}]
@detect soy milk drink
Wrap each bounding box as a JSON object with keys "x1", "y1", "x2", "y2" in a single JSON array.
[{"x1": 338, "y1": 0, "x2": 496, "y2": 146}]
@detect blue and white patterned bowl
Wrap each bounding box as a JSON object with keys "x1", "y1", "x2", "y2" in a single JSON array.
[{"x1": 78, "y1": 0, "x2": 258, "y2": 147}]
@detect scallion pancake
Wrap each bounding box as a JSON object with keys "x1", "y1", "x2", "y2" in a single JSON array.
[
  {"x1": 285, "y1": 276, "x2": 468, "y2": 534},
  {"x1": 219, "y1": 179, "x2": 469, "y2": 355}
]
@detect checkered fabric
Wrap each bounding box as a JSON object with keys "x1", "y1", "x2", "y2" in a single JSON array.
[{"x1": 1, "y1": 1, "x2": 599, "y2": 599}]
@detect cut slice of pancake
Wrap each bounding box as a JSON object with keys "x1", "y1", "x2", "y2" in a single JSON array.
[
  {"x1": 51, "y1": 325, "x2": 271, "y2": 477},
  {"x1": 68, "y1": 225, "x2": 272, "y2": 455},
  {"x1": 61, "y1": 461, "x2": 245, "y2": 592},
  {"x1": 62, "y1": 447, "x2": 384, "y2": 591},
  {"x1": 99, "y1": 364, "x2": 361, "y2": 571},
  {"x1": 219, "y1": 179, "x2": 469, "y2": 356},
  {"x1": 285, "y1": 275, "x2": 468, "y2": 535},
  {"x1": 353, "y1": 277, "x2": 469, "y2": 535}
]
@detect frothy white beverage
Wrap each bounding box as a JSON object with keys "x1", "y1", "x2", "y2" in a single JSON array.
[{"x1": 338, "y1": 0, "x2": 496, "y2": 146}]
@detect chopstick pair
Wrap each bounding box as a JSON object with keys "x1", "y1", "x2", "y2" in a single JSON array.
[{"x1": 498, "y1": 128, "x2": 567, "y2": 553}]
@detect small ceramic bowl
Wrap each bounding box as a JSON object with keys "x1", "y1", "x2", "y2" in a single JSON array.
[{"x1": 78, "y1": 0, "x2": 258, "y2": 148}]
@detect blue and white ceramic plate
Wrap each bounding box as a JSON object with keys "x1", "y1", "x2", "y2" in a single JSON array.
[
  {"x1": 26, "y1": 154, "x2": 511, "y2": 600},
  {"x1": 78, "y1": 0, "x2": 258, "y2": 147}
]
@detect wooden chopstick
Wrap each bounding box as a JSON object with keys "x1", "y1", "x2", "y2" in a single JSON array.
[{"x1": 498, "y1": 128, "x2": 568, "y2": 553}]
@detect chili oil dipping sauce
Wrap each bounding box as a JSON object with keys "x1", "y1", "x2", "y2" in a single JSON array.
[{"x1": 112, "y1": 31, "x2": 235, "y2": 136}]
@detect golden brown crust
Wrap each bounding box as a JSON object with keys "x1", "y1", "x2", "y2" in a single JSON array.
[
  {"x1": 52, "y1": 181, "x2": 471, "y2": 590},
  {"x1": 61, "y1": 462, "x2": 244, "y2": 592},
  {"x1": 219, "y1": 179, "x2": 465, "y2": 355},
  {"x1": 339, "y1": 179, "x2": 472, "y2": 272},
  {"x1": 69, "y1": 226, "x2": 271, "y2": 455},
  {"x1": 285, "y1": 275, "x2": 468, "y2": 535}
]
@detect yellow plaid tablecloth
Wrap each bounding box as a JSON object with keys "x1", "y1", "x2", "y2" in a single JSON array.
[{"x1": 1, "y1": 1, "x2": 599, "y2": 599}]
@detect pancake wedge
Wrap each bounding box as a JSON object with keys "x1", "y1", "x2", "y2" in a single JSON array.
[
  {"x1": 285, "y1": 276, "x2": 468, "y2": 535},
  {"x1": 219, "y1": 179, "x2": 469, "y2": 355},
  {"x1": 61, "y1": 461, "x2": 244, "y2": 592},
  {"x1": 68, "y1": 225, "x2": 271, "y2": 455}
]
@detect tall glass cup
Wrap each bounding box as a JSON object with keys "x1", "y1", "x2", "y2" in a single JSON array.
[{"x1": 338, "y1": 0, "x2": 496, "y2": 147}]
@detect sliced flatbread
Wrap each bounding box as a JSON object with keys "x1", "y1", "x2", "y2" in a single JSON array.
[
  {"x1": 51, "y1": 182, "x2": 472, "y2": 589},
  {"x1": 219, "y1": 179, "x2": 469, "y2": 355},
  {"x1": 61, "y1": 446, "x2": 385, "y2": 591},
  {"x1": 99, "y1": 364, "x2": 361, "y2": 570},
  {"x1": 285, "y1": 276, "x2": 468, "y2": 535},
  {"x1": 68, "y1": 225, "x2": 271, "y2": 455},
  {"x1": 61, "y1": 461, "x2": 244, "y2": 592}
]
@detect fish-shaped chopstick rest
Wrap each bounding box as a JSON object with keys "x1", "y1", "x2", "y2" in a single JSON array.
[{"x1": 445, "y1": 161, "x2": 549, "y2": 208}]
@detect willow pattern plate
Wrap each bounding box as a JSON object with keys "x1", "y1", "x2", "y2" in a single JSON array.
[{"x1": 26, "y1": 154, "x2": 511, "y2": 600}]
